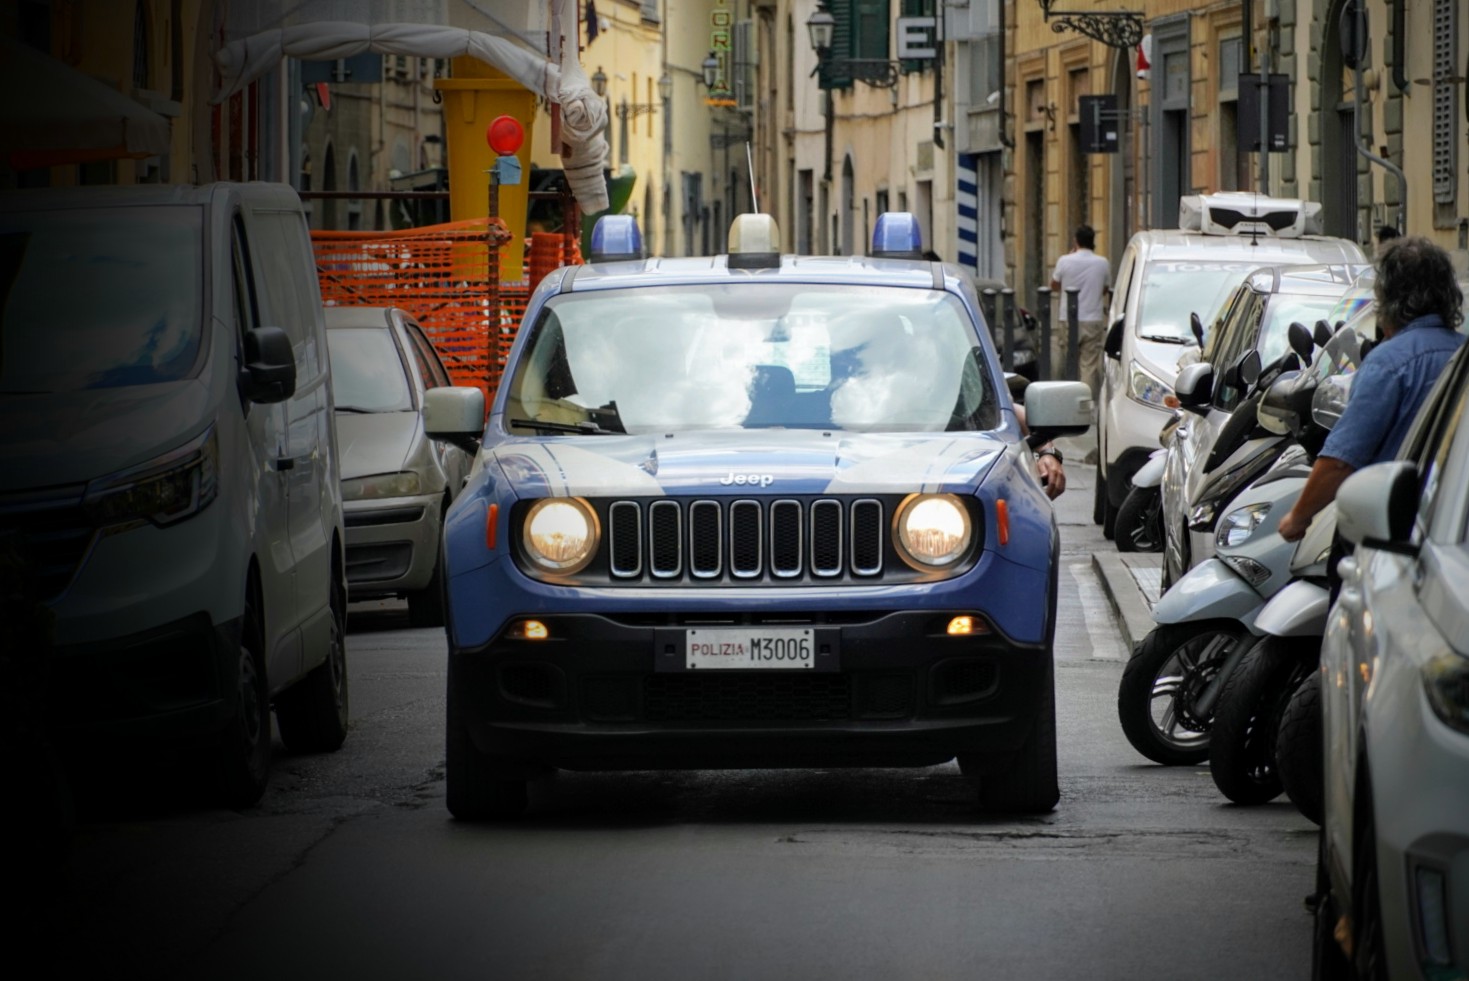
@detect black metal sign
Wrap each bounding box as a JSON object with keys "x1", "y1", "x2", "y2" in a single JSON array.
[
  {"x1": 1079, "y1": 95, "x2": 1120, "y2": 154},
  {"x1": 1236, "y1": 73, "x2": 1291, "y2": 152}
]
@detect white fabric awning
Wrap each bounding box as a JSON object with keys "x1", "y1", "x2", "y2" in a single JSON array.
[
  {"x1": 214, "y1": 3, "x2": 609, "y2": 213},
  {"x1": 0, "y1": 34, "x2": 172, "y2": 167}
]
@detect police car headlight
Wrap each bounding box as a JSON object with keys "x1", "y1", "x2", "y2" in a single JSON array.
[
  {"x1": 522, "y1": 497, "x2": 600, "y2": 575},
  {"x1": 1216, "y1": 503, "x2": 1272, "y2": 549},
  {"x1": 895, "y1": 494, "x2": 972, "y2": 569}
]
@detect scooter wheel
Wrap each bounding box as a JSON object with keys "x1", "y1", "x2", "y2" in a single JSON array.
[
  {"x1": 1116, "y1": 485, "x2": 1164, "y2": 553},
  {"x1": 1117, "y1": 620, "x2": 1246, "y2": 765},
  {"x1": 1209, "y1": 636, "x2": 1311, "y2": 805},
  {"x1": 1276, "y1": 668, "x2": 1325, "y2": 826}
]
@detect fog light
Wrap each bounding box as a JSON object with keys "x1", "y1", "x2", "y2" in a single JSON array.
[
  {"x1": 947, "y1": 616, "x2": 988, "y2": 636},
  {"x1": 1414, "y1": 866, "x2": 1453, "y2": 968},
  {"x1": 508, "y1": 619, "x2": 549, "y2": 641}
]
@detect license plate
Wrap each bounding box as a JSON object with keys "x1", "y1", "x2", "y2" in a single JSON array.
[{"x1": 685, "y1": 627, "x2": 815, "y2": 670}]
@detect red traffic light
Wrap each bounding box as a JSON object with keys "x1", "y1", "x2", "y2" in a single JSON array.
[{"x1": 486, "y1": 115, "x2": 524, "y2": 156}]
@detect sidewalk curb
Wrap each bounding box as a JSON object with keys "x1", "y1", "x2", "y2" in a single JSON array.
[{"x1": 1092, "y1": 552, "x2": 1154, "y2": 659}]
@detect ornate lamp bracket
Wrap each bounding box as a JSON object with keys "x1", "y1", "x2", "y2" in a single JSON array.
[{"x1": 1038, "y1": 1, "x2": 1145, "y2": 50}]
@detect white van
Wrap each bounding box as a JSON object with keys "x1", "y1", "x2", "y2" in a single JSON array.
[
  {"x1": 0, "y1": 183, "x2": 347, "y2": 806},
  {"x1": 1094, "y1": 193, "x2": 1366, "y2": 535}
]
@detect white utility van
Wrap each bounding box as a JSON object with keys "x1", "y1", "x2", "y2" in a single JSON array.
[
  {"x1": 1094, "y1": 193, "x2": 1366, "y2": 536},
  {"x1": 0, "y1": 183, "x2": 347, "y2": 806}
]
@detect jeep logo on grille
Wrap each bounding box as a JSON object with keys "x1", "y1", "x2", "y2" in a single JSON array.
[{"x1": 719, "y1": 471, "x2": 775, "y2": 487}]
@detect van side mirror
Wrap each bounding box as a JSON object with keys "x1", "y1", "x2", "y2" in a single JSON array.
[
  {"x1": 1287, "y1": 321, "x2": 1315, "y2": 362},
  {"x1": 424, "y1": 386, "x2": 485, "y2": 455},
  {"x1": 1103, "y1": 317, "x2": 1125, "y2": 360},
  {"x1": 1189, "y1": 312, "x2": 1205, "y2": 347},
  {"x1": 241, "y1": 326, "x2": 297, "y2": 404}
]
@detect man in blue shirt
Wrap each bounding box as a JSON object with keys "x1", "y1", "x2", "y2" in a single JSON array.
[{"x1": 1278, "y1": 237, "x2": 1464, "y2": 542}]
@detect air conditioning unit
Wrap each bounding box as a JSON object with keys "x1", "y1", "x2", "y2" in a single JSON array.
[{"x1": 1179, "y1": 192, "x2": 1324, "y2": 238}]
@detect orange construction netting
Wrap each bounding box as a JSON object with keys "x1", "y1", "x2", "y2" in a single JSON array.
[{"x1": 312, "y1": 220, "x2": 581, "y2": 407}]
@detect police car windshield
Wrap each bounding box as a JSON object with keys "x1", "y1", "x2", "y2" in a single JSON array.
[
  {"x1": 1137, "y1": 262, "x2": 1266, "y2": 343},
  {"x1": 504, "y1": 284, "x2": 999, "y2": 434}
]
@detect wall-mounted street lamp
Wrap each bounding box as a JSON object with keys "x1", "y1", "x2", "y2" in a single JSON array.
[
  {"x1": 616, "y1": 72, "x2": 673, "y2": 120},
  {"x1": 701, "y1": 54, "x2": 720, "y2": 91},
  {"x1": 1036, "y1": 0, "x2": 1145, "y2": 50},
  {"x1": 806, "y1": 0, "x2": 899, "y2": 89},
  {"x1": 590, "y1": 66, "x2": 608, "y2": 98}
]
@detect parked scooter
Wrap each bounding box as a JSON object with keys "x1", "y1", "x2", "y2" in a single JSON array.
[
  {"x1": 1114, "y1": 437, "x2": 1172, "y2": 554},
  {"x1": 1116, "y1": 441, "x2": 1314, "y2": 764}
]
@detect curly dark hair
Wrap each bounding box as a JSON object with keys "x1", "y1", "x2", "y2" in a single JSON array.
[{"x1": 1374, "y1": 236, "x2": 1464, "y2": 332}]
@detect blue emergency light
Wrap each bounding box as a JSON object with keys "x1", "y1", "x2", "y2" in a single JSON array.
[
  {"x1": 870, "y1": 212, "x2": 924, "y2": 259},
  {"x1": 589, "y1": 215, "x2": 643, "y2": 262}
]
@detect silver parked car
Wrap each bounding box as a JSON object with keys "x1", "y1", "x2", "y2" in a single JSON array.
[
  {"x1": 326, "y1": 306, "x2": 476, "y2": 626},
  {"x1": 1315, "y1": 340, "x2": 1469, "y2": 978}
]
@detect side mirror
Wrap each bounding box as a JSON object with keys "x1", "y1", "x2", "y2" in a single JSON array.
[
  {"x1": 1313, "y1": 319, "x2": 1334, "y2": 348},
  {"x1": 1189, "y1": 312, "x2": 1205, "y2": 347},
  {"x1": 1022, "y1": 380, "x2": 1093, "y2": 446},
  {"x1": 1287, "y1": 321, "x2": 1315, "y2": 362},
  {"x1": 1174, "y1": 362, "x2": 1215, "y2": 414},
  {"x1": 424, "y1": 386, "x2": 486, "y2": 455},
  {"x1": 1237, "y1": 349, "x2": 1263, "y2": 390},
  {"x1": 1103, "y1": 317, "x2": 1125, "y2": 360},
  {"x1": 1257, "y1": 369, "x2": 1303, "y2": 436},
  {"x1": 1336, "y1": 461, "x2": 1419, "y2": 553},
  {"x1": 242, "y1": 326, "x2": 297, "y2": 404}
]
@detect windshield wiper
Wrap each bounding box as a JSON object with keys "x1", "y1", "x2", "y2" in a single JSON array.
[
  {"x1": 1138, "y1": 332, "x2": 1193, "y2": 345},
  {"x1": 334, "y1": 405, "x2": 380, "y2": 414},
  {"x1": 509, "y1": 418, "x2": 620, "y2": 435}
]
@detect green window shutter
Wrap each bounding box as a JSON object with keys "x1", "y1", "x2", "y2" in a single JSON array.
[
  {"x1": 821, "y1": 0, "x2": 855, "y2": 90},
  {"x1": 855, "y1": 0, "x2": 890, "y2": 61}
]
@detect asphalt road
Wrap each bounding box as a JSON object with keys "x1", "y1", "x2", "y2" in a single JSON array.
[{"x1": 18, "y1": 465, "x2": 1318, "y2": 981}]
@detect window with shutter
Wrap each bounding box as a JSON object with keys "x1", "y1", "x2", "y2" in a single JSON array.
[
  {"x1": 1432, "y1": 0, "x2": 1459, "y2": 206},
  {"x1": 821, "y1": 0, "x2": 856, "y2": 89},
  {"x1": 900, "y1": 0, "x2": 935, "y2": 75}
]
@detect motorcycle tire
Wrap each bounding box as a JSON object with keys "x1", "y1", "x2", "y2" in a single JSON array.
[
  {"x1": 1117, "y1": 620, "x2": 1247, "y2": 766},
  {"x1": 1115, "y1": 485, "x2": 1164, "y2": 553},
  {"x1": 1209, "y1": 636, "x2": 1311, "y2": 805},
  {"x1": 1277, "y1": 667, "x2": 1325, "y2": 826}
]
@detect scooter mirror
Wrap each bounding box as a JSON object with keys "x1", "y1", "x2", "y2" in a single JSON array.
[
  {"x1": 1313, "y1": 319, "x2": 1334, "y2": 348},
  {"x1": 1237, "y1": 349, "x2": 1263, "y2": 390},
  {"x1": 1287, "y1": 321, "x2": 1315, "y2": 362}
]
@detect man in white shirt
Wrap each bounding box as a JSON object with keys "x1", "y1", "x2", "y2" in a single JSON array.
[{"x1": 1049, "y1": 224, "x2": 1111, "y2": 401}]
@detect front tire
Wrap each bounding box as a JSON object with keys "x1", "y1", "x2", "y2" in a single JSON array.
[
  {"x1": 967, "y1": 660, "x2": 1059, "y2": 814},
  {"x1": 445, "y1": 681, "x2": 528, "y2": 820},
  {"x1": 1209, "y1": 637, "x2": 1307, "y2": 805},
  {"x1": 275, "y1": 574, "x2": 350, "y2": 754},
  {"x1": 215, "y1": 597, "x2": 271, "y2": 808},
  {"x1": 1117, "y1": 620, "x2": 1246, "y2": 765},
  {"x1": 1115, "y1": 485, "x2": 1164, "y2": 553},
  {"x1": 1277, "y1": 669, "x2": 1324, "y2": 825}
]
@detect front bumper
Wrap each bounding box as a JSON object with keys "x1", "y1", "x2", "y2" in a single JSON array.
[
  {"x1": 1104, "y1": 395, "x2": 1172, "y2": 507},
  {"x1": 450, "y1": 610, "x2": 1051, "y2": 772},
  {"x1": 343, "y1": 493, "x2": 442, "y2": 596}
]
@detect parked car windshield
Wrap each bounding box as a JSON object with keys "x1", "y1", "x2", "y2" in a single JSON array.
[
  {"x1": 1136, "y1": 261, "x2": 1268, "y2": 343},
  {"x1": 504, "y1": 284, "x2": 998, "y2": 434},
  {"x1": 327, "y1": 327, "x2": 414, "y2": 412},
  {"x1": 0, "y1": 206, "x2": 203, "y2": 393}
]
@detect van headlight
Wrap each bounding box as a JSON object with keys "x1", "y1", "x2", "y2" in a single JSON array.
[
  {"x1": 522, "y1": 497, "x2": 600, "y2": 575},
  {"x1": 84, "y1": 427, "x2": 219, "y2": 530},
  {"x1": 1423, "y1": 651, "x2": 1469, "y2": 735},
  {"x1": 342, "y1": 471, "x2": 422, "y2": 500},
  {"x1": 1128, "y1": 360, "x2": 1174, "y2": 409},
  {"x1": 1216, "y1": 503, "x2": 1272, "y2": 548},
  {"x1": 895, "y1": 494, "x2": 972, "y2": 569}
]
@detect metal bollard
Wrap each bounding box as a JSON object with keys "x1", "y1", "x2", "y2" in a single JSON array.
[
  {"x1": 1036, "y1": 286, "x2": 1052, "y2": 380},
  {"x1": 1065, "y1": 287, "x2": 1081, "y2": 382},
  {"x1": 999, "y1": 288, "x2": 1016, "y2": 372}
]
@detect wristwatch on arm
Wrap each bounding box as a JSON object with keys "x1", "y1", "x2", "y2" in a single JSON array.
[{"x1": 1035, "y1": 446, "x2": 1063, "y2": 465}]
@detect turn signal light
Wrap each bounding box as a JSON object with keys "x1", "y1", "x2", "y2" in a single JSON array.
[
  {"x1": 947, "y1": 616, "x2": 988, "y2": 636},
  {"x1": 996, "y1": 498, "x2": 1010, "y2": 547},
  {"x1": 507, "y1": 619, "x2": 549, "y2": 641}
]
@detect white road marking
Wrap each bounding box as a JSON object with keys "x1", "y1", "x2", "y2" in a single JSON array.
[{"x1": 1070, "y1": 562, "x2": 1127, "y2": 662}]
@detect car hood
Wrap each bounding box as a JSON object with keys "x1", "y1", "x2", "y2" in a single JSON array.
[
  {"x1": 489, "y1": 429, "x2": 1009, "y2": 499},
  {"x1": 1133, "y1": 337, "x2": 1195, "y2": 383},
  {"x1": 335, "y1": 410, "x2": 421, "y2": 481},
  {"x1": 0, "y1": 380, "x2": 211, "y2": 491}
]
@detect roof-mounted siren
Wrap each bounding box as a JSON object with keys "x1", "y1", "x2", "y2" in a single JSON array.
[
  {"x1": 1178, "y1": 192, "x2": 1324, "y2": 238},
  {"x1": 870, "y1": 212, "x2": 924, "y2": 258},
  {"x1": 589, "y1": 215, "x2": 644, "y2": 262},
  {"x1": 727, "y1": 214, "x2": 781, "y2": 269}
]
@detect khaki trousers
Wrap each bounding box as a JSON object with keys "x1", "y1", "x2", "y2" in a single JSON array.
[{"x1": 1051, "y1": 319, "x2": 1104, "y2": 398}]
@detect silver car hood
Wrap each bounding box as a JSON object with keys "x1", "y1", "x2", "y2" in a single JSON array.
[{"x1": 335, "y1": 410, "x2": 420, "y2": 481}]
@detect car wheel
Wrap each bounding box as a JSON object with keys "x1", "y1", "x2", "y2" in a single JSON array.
[
  {"x1": 1115, "y1": 485, "x2": 1164, "y2": 553},
  {"x1": 215, "y1": 595, "x2": 271, "y2": 808},
  {"x1": 1276, "y1": 669, "x2": 1324, "y2": 826},
  {"x1": 1092, "y1": 465, "x2": 1107, "y2": 526},
  {"x1": 1209, "y1": 637, "x2": 1308, "y2": 805},
  {"x1": 1310, "y1": 833, "x2": 1351, "y2": 981},
  {"x1": 445, "y1": 682, "x2": 528, "y2": 820},
  {"x1": 967, "y1": 660, "x2": 1059, "y2": 814},
  {"x1": 1117, "y1": 620, "x2": 1244, "y2": 765},
  {"x1": 408, "y1": 554, "x2": 447, "y2": 629},
  {"x1": 275, "y1": 574, "x2": 350, "y2": 754}
]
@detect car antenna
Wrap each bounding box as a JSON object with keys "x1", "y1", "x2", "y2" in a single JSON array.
[{"x1": 746, "y1": 142, "x2": 758, "y2": 213}]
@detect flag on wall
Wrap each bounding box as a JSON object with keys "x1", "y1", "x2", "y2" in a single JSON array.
[{"x1": 586, "y1": 1, "x2": 599, "y2": 45}]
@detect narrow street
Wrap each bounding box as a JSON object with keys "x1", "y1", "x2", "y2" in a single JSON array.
[{"x1": 33, "y1": 463, "x2": 1318, "y2": 981}]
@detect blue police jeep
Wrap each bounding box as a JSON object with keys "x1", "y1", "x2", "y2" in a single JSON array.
[{"x1": 424, "y1": 213, "x2": 1092, "y2": 818}]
